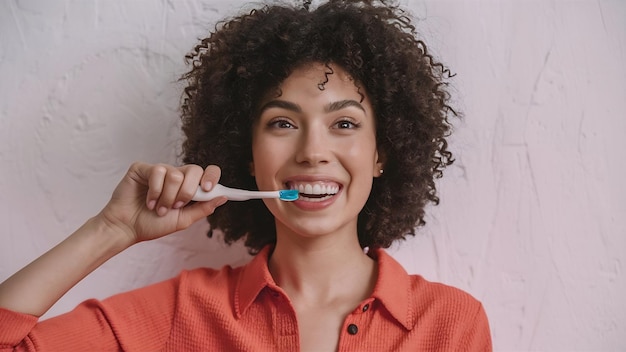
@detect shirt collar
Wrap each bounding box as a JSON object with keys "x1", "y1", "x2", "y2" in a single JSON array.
[
  {"x1": 234, "y1": 245, "x2": 416, "y2": 330},
  {"x1": 234, "y1": 245, "x2": 277, "y2": 319},
  {"x1": 368, "y1": 248, "x2": 417, "y2": 330}
]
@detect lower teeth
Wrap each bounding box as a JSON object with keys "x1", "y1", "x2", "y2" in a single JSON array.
[{"x1": 300, "y1": 194, "x2": 335, "y2": 202}]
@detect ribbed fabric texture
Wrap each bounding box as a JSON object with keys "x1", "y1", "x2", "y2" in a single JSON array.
[{"x1": 1, "y1": 246, "x2": 491, "y2": 351}]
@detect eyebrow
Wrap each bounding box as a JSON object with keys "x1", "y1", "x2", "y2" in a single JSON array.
[
  {"x1": 324, "y1": 99, "x2": 366, "y2": 113},
  {"x1": 258, "y1": 99, "x2": 366, "y2": 115},
  {"x1": 258, "y1": 100, "x2": 302, "y2": 114}
]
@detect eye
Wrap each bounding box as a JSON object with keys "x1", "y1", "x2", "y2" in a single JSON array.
[
  {"x1": 267, "y1": 118, "x2": 296, "y2": 129},
  {"x1": 333, "y1": 119, "x2": 360, "y2": 129}
]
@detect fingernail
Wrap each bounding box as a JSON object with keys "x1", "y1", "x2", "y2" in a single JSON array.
[
  {"x1": 173, "y1": 201, "x2": 184, "y2": 209},
  {"x1": 147, "y1": 200, "x2": 156, "y2": 210},
  {"x1": 157, "y1": 206, "x2": 168, "y2": 216},
  {"x1": 203, "y1": 181, "x2": 213, "y2": 191}
]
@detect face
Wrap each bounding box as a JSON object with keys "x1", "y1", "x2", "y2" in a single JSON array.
[{"x1": 251, "y1": 63, "x2": 383, "y2": 241}]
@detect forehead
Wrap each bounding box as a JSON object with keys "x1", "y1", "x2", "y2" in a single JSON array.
[
  {"x1": 259, "y1": 63, "x2": 372, "y2": 112},
  {"x1": 281, "y1": 63, "x2": 360, "y2": 96}
]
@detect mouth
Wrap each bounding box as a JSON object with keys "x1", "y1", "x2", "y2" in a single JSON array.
[{"x1": 286, "y1": 181, "x2": 341, "y2": 202}]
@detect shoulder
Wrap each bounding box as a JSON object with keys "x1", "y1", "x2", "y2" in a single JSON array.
[
  {"x1": 98, "y1": 264, "x2": 244, "y2": 315},
  {"x1": 408, "y1": 275, "x2": 492, "y2": 349},
  {"x1": 409, "y1": 275, "x2": 483, "y2": 317},
  {"x1": 373, "y1": 249, "x2": 491, "y2": 348},
  {"x1": 175, "y1": 264, "x2": 244, "y2": 296},
  {"x1": 374, "y1": 248, "x2": 484, "y2": 320},
  {"x1": 180, "y1": 265, "x2": 241, "y2": 283},
  {"x1": 373, "y1": 249, "x2": 488, "y2": 328}
]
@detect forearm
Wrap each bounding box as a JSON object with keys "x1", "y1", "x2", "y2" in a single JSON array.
[
  {"x1": 0, "y1": 162, "x2": 221, "y2": 318},
  {"x1": 0, "y1": 216, "x2": 133, "y2": 317}
]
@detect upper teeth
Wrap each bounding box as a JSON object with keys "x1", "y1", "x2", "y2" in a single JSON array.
[{"x1": 292, "y1": 183, "x2": 339, "y2": 195}]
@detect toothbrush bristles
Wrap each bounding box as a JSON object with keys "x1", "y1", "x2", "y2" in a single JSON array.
[{"x1": 279, "y1": 189, "x2": 299, "y2": 201}]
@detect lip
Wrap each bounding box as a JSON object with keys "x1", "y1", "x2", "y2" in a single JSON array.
[{"x1": 283, "y1": 175, "x2": 343, "y2": 211}]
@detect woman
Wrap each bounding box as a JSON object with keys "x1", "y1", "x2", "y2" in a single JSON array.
[{"x1": 0, "y1": 1, "x2": 491, "y2": 350}]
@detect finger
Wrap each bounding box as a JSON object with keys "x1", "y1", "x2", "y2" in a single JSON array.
[
  {"x1": 173, "y1": 164, "x2": 204, "y2": 208},
  {"x1": 177, "y1": 196, "x2": 227, "y2": 228},
  {"x1": 126, "y1": 161, "x2": 155, "y2": 190},
  {"x1": 200, "y1": 165, "x2": 222, "y2": 191},
  {"x1": 155, "y1": 167, "x2": 185, "y2": 215},
  {"x1": 145, "y1": 164, "x2": 168, "y2": 210}
]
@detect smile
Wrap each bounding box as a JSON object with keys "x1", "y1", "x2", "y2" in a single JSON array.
[{"x1": 287, "y1": 182, "x2": 340, "y2": 202}]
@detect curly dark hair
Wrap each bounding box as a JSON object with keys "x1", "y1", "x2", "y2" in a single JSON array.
[{"x1": 180, "y1": 0, "x2": 455, "y2": 253}]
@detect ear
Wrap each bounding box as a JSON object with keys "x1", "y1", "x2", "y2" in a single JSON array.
[
  {"x1": 373, "y1": 149, "x2": 386, "y2": 178},
  {"x1": 374, "y1": 163, "x2": 384, "y2": 177}
]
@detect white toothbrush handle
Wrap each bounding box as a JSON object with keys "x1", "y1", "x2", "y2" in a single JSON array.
[{"x1": 192, "y1": 184, "x2": 279, "y2": 202}]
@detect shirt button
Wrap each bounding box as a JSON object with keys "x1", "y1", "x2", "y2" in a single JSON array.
[
  {"x1": 347, "y1": 324, "x2": 358, "y2": 335},
  {"x1": 362, "y1": 304, "x2": 370, "y2": 312}
]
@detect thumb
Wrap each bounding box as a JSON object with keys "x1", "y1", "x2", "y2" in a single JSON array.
[
  {"x1": 177, "y1": 196, "x2": 227, "y2": 229},
  {"x1": 200, "y1": 165, "x2": 222, "y2": 191}
]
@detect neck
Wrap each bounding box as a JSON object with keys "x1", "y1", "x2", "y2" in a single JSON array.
[{"x1": 268, "y1": 227, "x2": 377, "y2": 306}]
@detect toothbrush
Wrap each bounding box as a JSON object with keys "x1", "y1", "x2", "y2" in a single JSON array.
[{"x1": 192, "y1": 184, "x2": 299, "y2": 202}]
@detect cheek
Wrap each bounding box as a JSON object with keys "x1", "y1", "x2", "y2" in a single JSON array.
[
  {"x1": 341, "y1": 137, "x2": 378, "y2": 167},
  {"x1": 252, "y1": 140, "x2": 283, "y2": 186}
]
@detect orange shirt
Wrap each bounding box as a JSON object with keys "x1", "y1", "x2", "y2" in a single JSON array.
[{"x1": 1, "y1": 246, "x2": 491, "y2": 351}]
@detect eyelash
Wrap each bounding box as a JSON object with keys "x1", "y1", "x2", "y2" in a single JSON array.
[
  {"x1": 267, "y1": 118, "x2": 295, "y2": 129},
  {"x1": 333, "y1": 119, "x2": 361, "y2": 129},
  {"x1": 265, "y1": 117, "x2": 361, "y2": 130}
]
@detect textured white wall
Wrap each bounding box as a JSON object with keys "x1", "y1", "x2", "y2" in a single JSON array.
[{"x1": 1, "y1": 0, "x2": 624, "y2": 350}]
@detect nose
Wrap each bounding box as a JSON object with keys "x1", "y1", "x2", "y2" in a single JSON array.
[{"x1": 294, "y1": 125, "x2": 330, "y2": 166}]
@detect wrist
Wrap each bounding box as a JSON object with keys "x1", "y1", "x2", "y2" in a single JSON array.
[
  {"x1": 0, "y1": 215, "x2": 135, "y2": 316},
  {"x1": 85, "y1": 214, "x2": 137, "y2": 254}
]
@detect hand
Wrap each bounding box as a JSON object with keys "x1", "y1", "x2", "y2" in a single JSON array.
[{"x1": 97, "y1": 162, "x2": 226, "y2": 245}]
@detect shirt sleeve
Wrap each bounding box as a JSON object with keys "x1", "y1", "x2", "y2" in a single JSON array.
[
  {"x1": 458, "y1": 302, "x2": 492, "y2": 352},
  {"x1": 0, "y1": 275, "x2": 180, "y2": 352}
]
